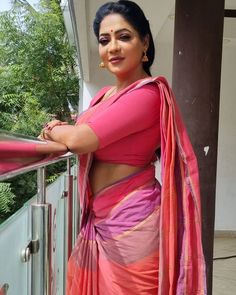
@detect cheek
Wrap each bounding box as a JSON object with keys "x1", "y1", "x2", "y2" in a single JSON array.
[
  {"x1": 127, "y1": 47, "x2": 143, "y2": 62},
  {"x1": 99, "y1": 46, "x2": 106, "y2": 59},
  {"x1": 126, "y1": 43, "x2": 143, "y2": 56}
]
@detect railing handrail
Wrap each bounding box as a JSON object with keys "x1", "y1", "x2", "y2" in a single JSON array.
[
  {"x1": 0, "y1": 152, "x2": 74, "y2": 181},
  {"x1": 0, "y1": 130, "x2": 74, "y2": 181}
]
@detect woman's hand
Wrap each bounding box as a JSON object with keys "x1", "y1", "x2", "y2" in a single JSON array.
[
  {"x1": 38, "y1": 122, "x2": 99, "y2": 154},
  {"x1": 44, "y1": 120, "x2": 68, "y2": 131},
  {"x1": 38, "y1": 120, "x2": 69, "y2": 141}
]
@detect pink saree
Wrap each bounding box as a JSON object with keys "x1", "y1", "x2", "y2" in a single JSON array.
[{"x1": 66, "y1": 77, "x2": 206, "y2": 295}]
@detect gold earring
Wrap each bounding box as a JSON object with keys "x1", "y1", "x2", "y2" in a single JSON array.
[
  {"x1": 142, "y1": 51, "x2": 149, "y2": 62},
  {"x1": 99, "y1": 61, "x2": 105, "y2": 68}
]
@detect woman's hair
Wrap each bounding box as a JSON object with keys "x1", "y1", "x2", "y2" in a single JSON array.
[{"x1": 93, "y1": 0, "x2": 155, "y2": 76}]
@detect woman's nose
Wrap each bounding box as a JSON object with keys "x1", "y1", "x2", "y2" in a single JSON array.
[{"x1": 108, "y1": 39, "x2": 120, "y2": 53}]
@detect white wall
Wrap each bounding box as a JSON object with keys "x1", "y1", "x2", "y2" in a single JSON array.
[
  {"x1": 81, "y1": 50, "x2": 115, "y2": 110},
  {"x1": 152, "y1": 42, "x2": 173, "y2": 84},
  {"x1": 215, "y1": 43, "x2": 236, "y2": 231}
]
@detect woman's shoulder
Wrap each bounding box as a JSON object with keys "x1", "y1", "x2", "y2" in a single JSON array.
[
  {"x1": 126, "y1": 77, "x2": 161, "y2": 98},
  {"x1": 114, "y1": 79, "x2": 161, "y2": 110},
  {"x1": 132, "y1": 75, "x2": 169, "y2": 90},
  {"x1": 126, "y1": 75, "x2": 172, "y2": 100}
]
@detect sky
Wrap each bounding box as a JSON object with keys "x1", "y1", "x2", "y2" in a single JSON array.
[
  {"x1": 0, "y1": 0, "x2": 40, "y2": 12},
  {"x1": 0, "y1": 0, "x2": 12, "y2": 11}
]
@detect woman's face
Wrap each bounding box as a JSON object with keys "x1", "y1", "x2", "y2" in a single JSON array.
[{"x1": 98, "y1": 13, "x2": 148, "y2": 79}]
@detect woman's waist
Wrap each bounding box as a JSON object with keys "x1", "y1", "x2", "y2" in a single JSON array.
[
  {"x1": 89, "y1": 162, "x2": 158, "y2": 200},
  {"x1": 89, "y1": 161, "x2": 154, "y2": 195}
]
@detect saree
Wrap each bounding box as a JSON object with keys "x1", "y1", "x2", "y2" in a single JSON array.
[{"x1": 66, "y1": 77, "x2": 206, "y2": 295}]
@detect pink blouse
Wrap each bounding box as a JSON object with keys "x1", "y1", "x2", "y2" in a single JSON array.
[{"x1": 82, "y1": 82, "x2": 161, "y2": 166}]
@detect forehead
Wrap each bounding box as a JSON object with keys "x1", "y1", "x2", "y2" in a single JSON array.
[{"x1": 99, "y1": 13, "x2": 136, "y2": 34}]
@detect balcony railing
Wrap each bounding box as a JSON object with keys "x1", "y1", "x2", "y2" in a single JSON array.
[{"x1": 0, "y1": 131, "x2": 79, "y2": 295}]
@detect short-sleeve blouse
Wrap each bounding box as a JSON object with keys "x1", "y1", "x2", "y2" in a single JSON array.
[{"x1": 78, "y1": 83, "x2": 161, "y2": 166}]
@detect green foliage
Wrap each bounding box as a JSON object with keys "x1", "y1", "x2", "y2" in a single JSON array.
[
  {"x1": 8, "y1": 171, "x2": 37, "y2": 215},
  {"x1": 11, "y1": 93, "x2": 51, "y2": 135},
  {"x1": 0, "y1": 183, "x2": 16, "y2": 223},
  {"x1": 0, "y1": 0, "x2": 79, "y2": 124},
  {"x1": 0, "y1": 0, "x2": 79, "y2": 223},
  {"x1": 0, "y1": 91, "x2": 50, "y2": 134}
]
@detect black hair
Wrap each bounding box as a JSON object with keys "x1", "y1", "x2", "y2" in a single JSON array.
[{"x1": 93, "y1": 0, "x2": 155, "y2": 76}]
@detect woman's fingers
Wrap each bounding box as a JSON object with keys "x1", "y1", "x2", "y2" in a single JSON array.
[
  {"x1": 38, "y1": 129, "x2": 50, "y2": 140},
  {"x1": 38, "y1": 120, "x2": 69, "y2": 140},
  {"x1": 44, "y1": 120, "x2": 68, "y2": 131}
]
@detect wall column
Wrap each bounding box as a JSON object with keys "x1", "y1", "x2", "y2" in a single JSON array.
[{"x1": 172, "y1": 0, "x2": 225, "y2": 294}]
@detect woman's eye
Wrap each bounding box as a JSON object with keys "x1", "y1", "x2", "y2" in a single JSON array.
[
  {"x1": 99, "y1": 39, "x2": 109, "y2": 46},
  {"x1": 119, "y1": 35, "x2": 131, "y2": 41}
]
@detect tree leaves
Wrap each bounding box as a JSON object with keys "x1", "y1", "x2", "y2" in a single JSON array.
[
  {"x1": 0, "y1": 0, "x2": 79, "y2": 126},
  {"x1": 0, "y1": 0, "x2": 79, "y2": 223},
  {"x1": 0, "y1": 183, "x2": 16, "y2": 223}
]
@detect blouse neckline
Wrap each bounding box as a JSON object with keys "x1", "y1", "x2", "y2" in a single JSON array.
[{"x1": 91, "y1": 76, "x2": 152, "y2": 107}]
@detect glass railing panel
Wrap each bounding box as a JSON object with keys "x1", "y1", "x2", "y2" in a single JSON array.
[
  {"x1": 46, "y1": 173, "x2": 67, "y2": 294},
  {"x1": 0, "y1": 204, "x2": 31, "y2": 294},
  {"x1": 0, "y1": 163, "x2": 78, "y2": 295}
]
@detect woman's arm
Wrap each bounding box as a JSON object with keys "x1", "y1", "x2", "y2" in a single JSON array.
[
  {"x1": 41, "y1": 83, "x2": 160, "y2": 154},
  {"x1": 42, "y1": 123, "x2": 99, "y2": 154},
  {"x1": 35, "y1": 140, "x2": 69, "y2": 154}
]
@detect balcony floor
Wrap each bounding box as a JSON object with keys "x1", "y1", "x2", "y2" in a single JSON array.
[{"x1": 213, "y1": 237, "x2": 236, "y2": 295}]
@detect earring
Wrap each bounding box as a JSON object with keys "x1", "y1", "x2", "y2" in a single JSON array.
[
  {"x1": 142, "y1": 51, "x2": 149, "y2": 62},
  {"x1": 99, "y1": 61, "x2": 105, "y2": 68}
]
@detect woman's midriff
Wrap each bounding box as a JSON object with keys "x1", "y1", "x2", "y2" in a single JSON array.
[{"x1": 89, "y1": 160, "x2": 146, "y2": 195}]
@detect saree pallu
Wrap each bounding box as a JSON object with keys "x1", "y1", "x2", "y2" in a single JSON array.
[
  {"x1": 67, "y1": 165, "x2": 161, "y2": 294},
  {"x1": 66, "y1": 76, "x2": 207, "y2": 295}
]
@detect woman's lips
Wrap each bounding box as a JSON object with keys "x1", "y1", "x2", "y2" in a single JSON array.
[{"x1": 109, "y1": 57, "x2": 124, "y2": 64}]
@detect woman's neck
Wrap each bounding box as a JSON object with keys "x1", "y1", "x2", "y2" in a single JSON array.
[
  {"x1": 114, "y1": 70, "x2": 149, "y2": 93},
  {"x1": 101, "y1": 70, "x2": 150, "y2": 103}
]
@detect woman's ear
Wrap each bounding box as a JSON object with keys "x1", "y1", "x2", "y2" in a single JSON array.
[{"x1": 143, "y1": 34, "x2": 150, "y2": 50}]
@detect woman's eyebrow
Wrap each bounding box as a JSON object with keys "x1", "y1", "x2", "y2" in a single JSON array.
[{"x1": 99, "y1": 28, "x2": 132, "y2": 37}]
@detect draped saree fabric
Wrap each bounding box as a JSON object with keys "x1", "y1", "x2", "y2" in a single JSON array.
[{"x1": 66, "y1": 77, "x2": 206, "y2": 295}]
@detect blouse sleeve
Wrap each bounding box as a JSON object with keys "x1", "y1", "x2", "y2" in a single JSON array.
[{"x1": 87, "y1": 83, "x2": 160, "y2": 149}]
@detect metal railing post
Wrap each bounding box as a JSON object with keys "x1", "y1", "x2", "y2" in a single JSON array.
[
  {"x1": 31, "y1": 167, "x2": 52, "y2": 295},
  {"x1": 37, "y1": 167, "x2": 46, "y2": 203},
  {"x1": 63, "y1": 158, "x2": 73, "y2": 292},
  {"x1": 72, "y1": 161, "x2": 79, "y2": 245},
  {"x1": 62, "y1": 158, "x2": 74, "y2": 292},
  {"x1": 66, "y1": 158, "x2": 73, "y2": 259}
]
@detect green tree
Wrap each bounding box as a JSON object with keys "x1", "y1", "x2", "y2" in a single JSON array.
[
  {"x1": 0, "y1": 0, "x2": 79, "y2": 127},
  {"x1": 0, "y1": 0, "x2": 79, "y2": 223}
]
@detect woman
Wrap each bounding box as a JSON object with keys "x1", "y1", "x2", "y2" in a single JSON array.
[{"x1": 40, "y1": 1, "x2": 206, "y2": 294}]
